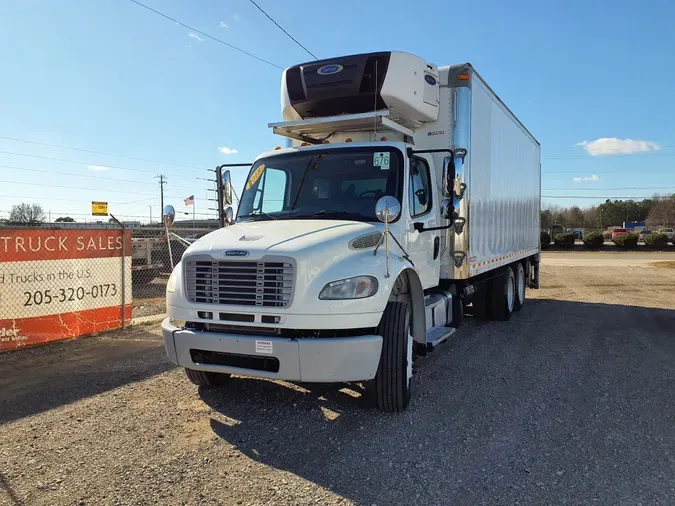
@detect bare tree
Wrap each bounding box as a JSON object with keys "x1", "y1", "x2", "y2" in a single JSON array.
[
  {"x1": 646, "y1": 198, "x2": 675, "y2": 228},
  {"x1": 9, "y1": 203, "x2": 46, "y2": 223}
]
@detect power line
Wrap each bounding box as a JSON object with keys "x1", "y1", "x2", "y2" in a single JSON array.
[
  {"x1": 543, "y1": 195, "x2": 674, "y2": 199},
  {"x1": 0, "y1": 150, "x2": 208, "y2": 180},
  {"x1": 543, "y1": 186, "x2": 675, "y2": 191},
  {"x1": 0, "y1": 135, "x2": 205, "y2": 170},
  {"x1": 0, "y1": 164, "x2": 208, "y2": 191},
  {"x1": 0, "y1": 179, "x2": 201, "y2": 200},
  {"x1": 247, "y1": 0, "x2": 317, "y2": 60},
  {"x1": 127, "y1": 0, "x2": 283, "y2": 70},
  {"x1": 542, "y1": 153, "x2": 675, "y2": 160}
]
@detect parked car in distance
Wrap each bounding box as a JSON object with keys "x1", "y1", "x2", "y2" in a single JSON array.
[
  {"x1": 612, "y1": 228, "x2": 627, "y2": 240},
  {"x1": 658, "y1": 228, "x2": 674, "y2": 242},
  {"x1": 639, "y1": 229, "x2": 652, "y2": 240}
]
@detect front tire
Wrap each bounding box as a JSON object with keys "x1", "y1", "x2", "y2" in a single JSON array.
[
  {"x1": 514, "y1": 262, "x2": 526, "y2": 311},
  {"x1": 184, "y1": 368, "x2": 230, "y2": 387},
  {"x1": 491, "y1": 267, "x2": 516, "y2": 321},
  {"x1": 373, "y1": 300, "x2": 413, "y2": 413}
]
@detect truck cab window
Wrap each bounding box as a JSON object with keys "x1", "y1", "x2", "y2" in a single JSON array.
[{"x1": 409, "y1": 157, "x2": 431, "y2": 217}]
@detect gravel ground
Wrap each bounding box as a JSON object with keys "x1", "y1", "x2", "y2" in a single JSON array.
[{"x1": 1, "y1": 254, "x2": 675, "y2": 505}]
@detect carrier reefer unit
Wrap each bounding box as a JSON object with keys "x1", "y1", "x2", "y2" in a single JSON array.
[{"x1": 162, "y1": 51, "x2": 541, "y2": 412}]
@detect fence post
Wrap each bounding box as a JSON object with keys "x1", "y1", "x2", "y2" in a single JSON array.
[{"x1": 110, "y1": 215, "x2": 126, "y2": 329}]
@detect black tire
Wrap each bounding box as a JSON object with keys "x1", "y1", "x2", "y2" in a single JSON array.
[
  {"x1": 373, "y1": 300, "x2": 412, "y2": 413},
  {"x1": 514, "y1": 262, "x2": 526, "y2": 311},
  {"x1": 184, "y1": 368, "x2": 229, "y2": 387},
  {"x1": 491, "y1": 267, "x2": 516, "y2": 321},
  {"x1": 470, "y1": 280, "x2": 492, "y2": 320},
  {"x1": 450, "y1": 294, "x2": 464, "y2": 328}
]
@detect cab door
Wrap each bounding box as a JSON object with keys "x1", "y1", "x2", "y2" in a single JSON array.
[{"x1": 405, "y1": 155, "x2": 440, "y2": 289}]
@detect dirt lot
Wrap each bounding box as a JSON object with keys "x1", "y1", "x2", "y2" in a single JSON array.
[{"x1": 2, "y1": 253, "x2": 674, "y2": 505}]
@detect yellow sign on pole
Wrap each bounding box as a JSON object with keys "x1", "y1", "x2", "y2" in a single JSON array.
[{"x1": 92, "y1": 201, "x2": 109, "y2": 216}]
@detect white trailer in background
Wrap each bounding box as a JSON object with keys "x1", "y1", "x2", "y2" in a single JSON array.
[{"x1": 162, "y1": 51, "x2": 541, "y2": 412}]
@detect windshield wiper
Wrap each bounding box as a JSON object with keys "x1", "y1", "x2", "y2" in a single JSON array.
[
  {"x1": 289, "y1": 210, "x2": 370, "y2": 220},
  {"x1": 238, "y1": 210, "x2": 277, "y2": 221},
  {"x1": 288, "y1": 155, "x2": 322, "y2": 216}
]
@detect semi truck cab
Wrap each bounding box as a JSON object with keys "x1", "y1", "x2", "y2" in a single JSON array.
[{"x1": 162, "y1": 51, "x2": 541, "y2": 412}]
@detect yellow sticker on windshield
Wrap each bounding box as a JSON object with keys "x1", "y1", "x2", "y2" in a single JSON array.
[{"x1": 246, "y1": 164, "x2": 265, "y2": 190}]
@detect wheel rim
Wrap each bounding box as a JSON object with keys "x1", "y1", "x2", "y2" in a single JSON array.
[
  {"x1": 517, "y1": 266, "x2": 525, "y2": 304},
  {"x1": 507, "y1": 274, "x2": 515, "y2": 312}
]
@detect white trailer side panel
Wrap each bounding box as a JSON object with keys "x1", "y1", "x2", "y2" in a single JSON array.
[{"x1": 467, "y1": 77, "x2": 540, "y2": 276}]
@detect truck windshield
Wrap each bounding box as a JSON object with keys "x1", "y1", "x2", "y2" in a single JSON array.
[{"x1": 237, "y1": 147, "x2": 403, "y2": 222}]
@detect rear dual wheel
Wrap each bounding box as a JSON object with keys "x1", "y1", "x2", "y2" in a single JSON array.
[{"x1": 472, "y1": 263, "x2": 525, "y2": 321}]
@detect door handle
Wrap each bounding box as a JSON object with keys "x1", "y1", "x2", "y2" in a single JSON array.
[{"x1": 433, "y1": 236, "x2": 440, "y2": 260}]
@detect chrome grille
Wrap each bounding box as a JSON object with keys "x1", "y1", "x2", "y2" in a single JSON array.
[{"x1": 185, "y1": 260, "x2": 293, "y2": 307}]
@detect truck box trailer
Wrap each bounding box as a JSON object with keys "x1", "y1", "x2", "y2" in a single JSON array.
[{"x1": 162, "y1": 51, "x2": 541, "y2": 412}]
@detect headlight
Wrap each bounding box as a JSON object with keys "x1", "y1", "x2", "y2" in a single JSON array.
[
  {"x1": 319, "y1": 276, "x2": 378, "y2": 300},
  {"x1": 166, "y1": 266, "x2": 179, "y2": 293}
]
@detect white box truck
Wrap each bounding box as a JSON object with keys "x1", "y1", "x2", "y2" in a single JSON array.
[{"x1": 162, "y1": 51, "x2": 541, "y2": 412}]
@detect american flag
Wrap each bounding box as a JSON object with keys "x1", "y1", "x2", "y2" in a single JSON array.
[{"x1": 184, "y1": 195, "x2": 194, "y2": 206}]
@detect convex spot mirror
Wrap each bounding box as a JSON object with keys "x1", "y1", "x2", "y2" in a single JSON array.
[
  {"x1": 375, "y1": 196, "x2": 401, "y2": 223},
  {"x1": 163, "y1": 205, "x2": 176, "y2": 227}
]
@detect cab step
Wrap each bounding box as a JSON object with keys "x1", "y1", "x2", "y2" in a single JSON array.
[{"x1": 425, "y1": 326, "x2": 456, "y2": 350}]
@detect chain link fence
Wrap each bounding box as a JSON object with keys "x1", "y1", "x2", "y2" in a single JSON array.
[
  {"x1": 0, "y1": 223, "x2": 217, "y2": 351},
  {"x1": 129, "y1": 226, "x2": 216, "y2": 318}
]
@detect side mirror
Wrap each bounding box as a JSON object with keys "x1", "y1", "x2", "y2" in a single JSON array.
[
  {"x1": 163, "y1": 205, "x2": 175, "y2": 227},
  {"x1": 224, "y1": 206, "x2": 234, "y2": 225},
  {"x1": 222, "y1": 170, "x2": 233, "y2": 206},
  {"x1": 375, "y1": 196, "x2": 401, "y2": 223}
]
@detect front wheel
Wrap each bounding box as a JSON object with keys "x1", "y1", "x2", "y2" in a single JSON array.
[
  {"x1": 184, "y1": 368, "x2": 230, "y2": 387},
  {"x1": 372, "y1": 300, "x2": 413, "y2": 413}
]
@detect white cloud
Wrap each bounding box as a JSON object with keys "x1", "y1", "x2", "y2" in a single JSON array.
[
  {"x1": 576, "y1": 138, "x2": 660, "y2": 156},
  {"x1": 233, "y1": 13, "x2": 241, "y2": 21},
  {"x1": 572, "y1": 174, "x2": 600, "y2": 183},
  {"x1": 219, "y1": 146, "x2": 239, "y2": 155},
  {"x1": 219, "y1": 21, "x2": 229, "y2": 28},
  {"x1": 188, "y1": 32, "x2": 204, "y2": 42},
  {"x1": 87, "y1": 165, "x2": 110, "y2": 172}
]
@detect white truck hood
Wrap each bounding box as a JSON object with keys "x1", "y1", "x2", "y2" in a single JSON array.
[{"x1": 186, "y1": 219, "x2": 379, "y2": 257}]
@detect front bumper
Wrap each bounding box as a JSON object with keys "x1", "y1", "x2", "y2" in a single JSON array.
[{"x1": 162, "y1": 318, "x2": 383, "y2": 383}]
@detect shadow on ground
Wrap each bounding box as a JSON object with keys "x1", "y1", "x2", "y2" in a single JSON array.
[
  {"x1": 0, "y1": 328, "x2": 174, "y2": 425},
  {"x1": 1, "y1": 299, "x2": 674, "y2": 504},
  {"x1": 196, "y1": 299, "x2": 675, "y2": 505}
]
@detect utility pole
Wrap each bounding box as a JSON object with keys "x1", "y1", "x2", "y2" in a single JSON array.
[
  {"x1": 155, "y1": 174, "x2": 167, "y2": 220},
  {"x1": 149, "y1": 205, "x2": 152, "y2": 225}
]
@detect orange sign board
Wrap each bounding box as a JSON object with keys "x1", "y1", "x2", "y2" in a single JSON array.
[{"x1": 0, "y1": 228, "x2": 132, "y2": 351}]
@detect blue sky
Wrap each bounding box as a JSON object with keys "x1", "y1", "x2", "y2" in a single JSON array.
[{"x1": 0, "y1": 0, "x2": 674, "y2": 222}]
